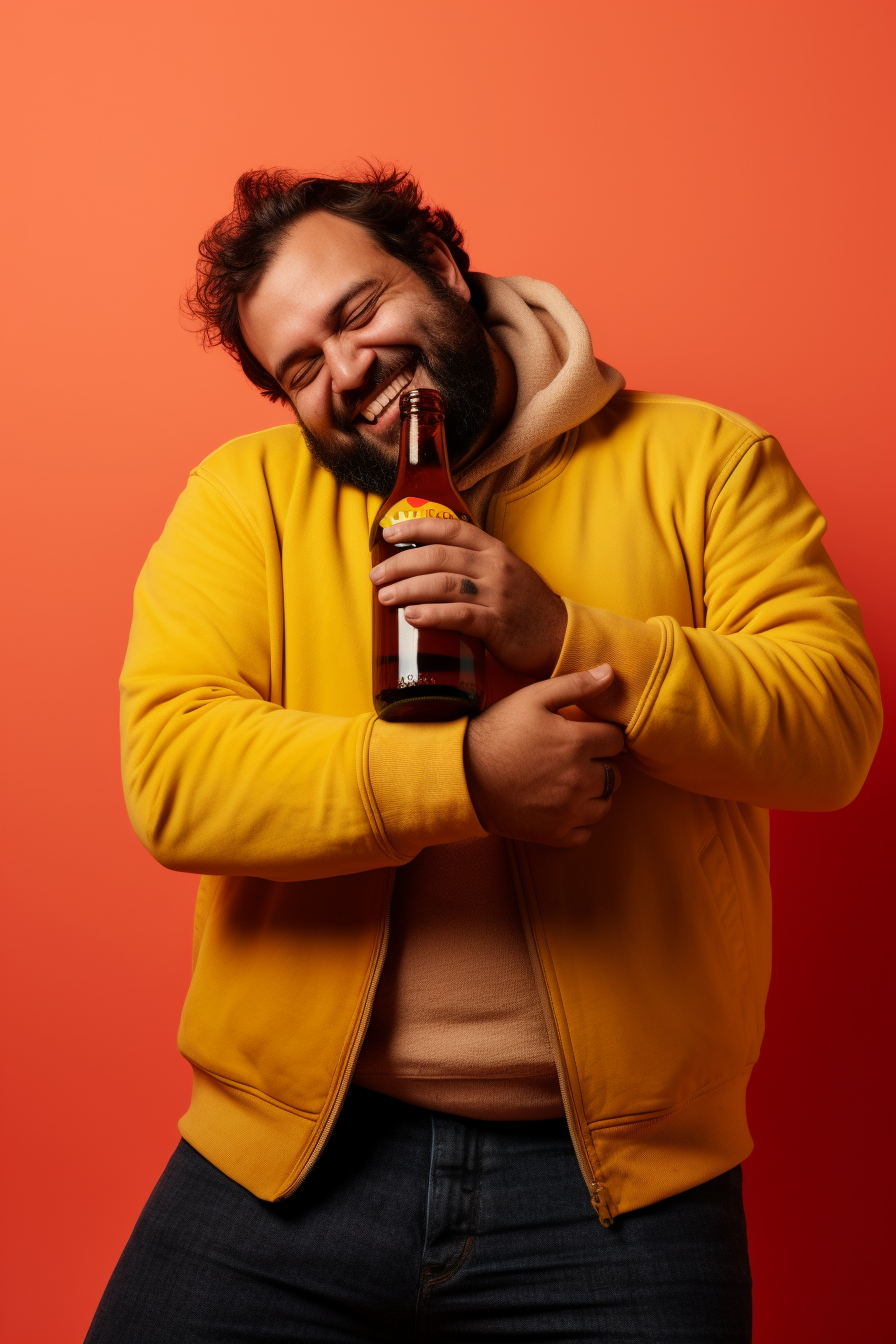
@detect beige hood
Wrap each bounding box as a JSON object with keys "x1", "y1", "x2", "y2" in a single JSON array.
[{"x1": 455, "y1": 274, "x2": 624, "y2": 517}]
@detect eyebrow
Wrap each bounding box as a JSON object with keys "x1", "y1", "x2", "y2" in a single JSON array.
[{"x1": 273, "y1": 278, "x2": 379, "y2": 386}]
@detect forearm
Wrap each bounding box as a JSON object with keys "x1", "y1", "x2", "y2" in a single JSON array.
[
  {"x1": 121, "y1": 683, "x2": 484, "y2": 880},
  {"x1": 551, "y1": 601, "x2": 881, "y2": 810},
  {"x1": 626, "y1": 618, "x2": 881, "y2": 810}
]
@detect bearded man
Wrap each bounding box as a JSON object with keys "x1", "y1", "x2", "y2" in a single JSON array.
[{"x1": 86, "y1": 168, "x2": 881, "y2": 1343}]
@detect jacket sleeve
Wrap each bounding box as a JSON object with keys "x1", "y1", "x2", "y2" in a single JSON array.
[
  {"x1": 552, "y1": 436, "x2": 882, "y2": 810},
  {"x1": 120, "y1": 471, "x2": 484, "y2": 881}
]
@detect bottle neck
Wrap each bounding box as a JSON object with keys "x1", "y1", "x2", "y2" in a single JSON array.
[
  {"x1": 372, "y1": 408, "x2": 470, "y2": 547},
  {"x1": 401, "y1": 410, "x2": 448, "y2": 477}
]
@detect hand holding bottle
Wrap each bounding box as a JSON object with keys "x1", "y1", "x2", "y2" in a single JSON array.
[
  {"x1": 371, "y1": 516, "x2": 569, "y2": 678},
  {"x1": 462, "y1": 665, "x2": 624, "y2": 848}
]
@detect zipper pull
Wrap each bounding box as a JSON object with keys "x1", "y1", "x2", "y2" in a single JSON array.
[{"x1": 591, "y1": 1184, "x2": 615, "y2": 1227}]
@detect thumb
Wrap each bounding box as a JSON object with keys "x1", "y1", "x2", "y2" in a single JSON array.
[{"x1": 529, "y1": 664, "x2": 615, "y2": 713}]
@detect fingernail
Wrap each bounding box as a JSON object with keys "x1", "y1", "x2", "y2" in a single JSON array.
[
  {"x1": 404, "y1": 607, "x2": 420, "y2": 620},
  {"x1": 587, "y1": 664, "x2": 612, "y2": 685},
  {"x1": 369, "y1": 565, "x2": 384, "y2": 581},
  {"x1": 380, "y1": 588, "x2": 395, "y2": 603},
  {"x1": 383, "y1": 525, "x2": 398, "y2": 537}
]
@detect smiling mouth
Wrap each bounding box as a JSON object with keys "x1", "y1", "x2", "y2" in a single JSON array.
[{"x1": 358, "y1": 363, "x2": 415, "y2": 423}]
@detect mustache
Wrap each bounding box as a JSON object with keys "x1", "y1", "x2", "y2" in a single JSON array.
[{"x1": 333, "y1": 348, "x2": 418, "y2": 429}]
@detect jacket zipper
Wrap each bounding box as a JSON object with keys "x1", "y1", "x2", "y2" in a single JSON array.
[
  {"x1": 276, "y1": 871, "x2": 394, "y2": 1200},
  {"x1": 507, "y1": 839, "x2": 614, "y2": 1227}
]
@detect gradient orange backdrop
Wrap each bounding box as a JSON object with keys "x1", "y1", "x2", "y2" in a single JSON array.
[{"x1": 1, "y1": 2, "x2": 892, "y2": 1340}]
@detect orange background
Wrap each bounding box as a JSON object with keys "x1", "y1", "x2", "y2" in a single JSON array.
[{"x1": 1, "y1": 2, "x2": 892, "y2": 1339}]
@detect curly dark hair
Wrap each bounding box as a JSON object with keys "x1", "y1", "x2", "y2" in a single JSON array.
[{"x1": 185, "y1": 164, "x2": 477, "y2": 404}]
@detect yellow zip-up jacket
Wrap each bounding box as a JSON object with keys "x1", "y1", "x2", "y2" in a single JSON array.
[{"x1": 121, "y1": 391, "x2": 881, "y2": 1221}]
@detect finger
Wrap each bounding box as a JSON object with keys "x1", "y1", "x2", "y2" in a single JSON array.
[
  {"x1": 548, "y1": 825, "x2": 595, "y2": 849},
  {"x1": 382, "y1": 517, "x2": 493, "y2": 550},
  {"x1": 574, "y1": 794, "x2": 615, "y2": 824},
  {"x1": 403, "y1": 602, "x2": 484, "y2": 632},
  {"x1": 559, "y1": 706, "x2": 628, "y2": 738},
  {"x1": 528, "y1": 664, "x2": 614, "y2": 712},
  {"x1": 590, "y1": 760, "x2": 622, "y2": 798},
  {"x1": 370, "y1": 543, "x2": 483, "y2": 585},
  {"x1": 538, "y1": 797, "x2": 614, "y2": 848},
  {"x1": 576, "y1": 721, "x2": 626, "y2": 758},
  {"x1": 378, "y1": 573, "x2": 484, "y2": 606}
]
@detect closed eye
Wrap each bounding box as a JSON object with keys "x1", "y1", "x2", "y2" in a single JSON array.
[
  {"x1": 344, "y1": 294, "x2": 379, "y2": 329},
  {"x1": 284, "y1": 294, "x2": 380, "y2": 391},
  {"x1": 288, "y1": 355, "x2": 323, "y2": 392}
]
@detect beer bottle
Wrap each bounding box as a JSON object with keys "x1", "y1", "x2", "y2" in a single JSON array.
[{"x1": 370, "y1": 388, "x2": 485, "y2": 721}]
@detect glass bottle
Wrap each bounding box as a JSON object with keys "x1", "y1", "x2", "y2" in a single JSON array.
[{"x1": 370, "y1": 388, "x2": 485, "y2": 721}]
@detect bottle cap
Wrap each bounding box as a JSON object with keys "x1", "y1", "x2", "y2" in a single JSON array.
[{"x1": 399, "y1": 387, "x2": 445, "y2": 419}]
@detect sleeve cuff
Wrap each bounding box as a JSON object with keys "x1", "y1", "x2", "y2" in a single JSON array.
[
  {"x1": 552, "y1": 598, "x2": 663, "y2": 728},
  {"x1": 366, "y1": 715, "x2": 487, "y2": 861}
]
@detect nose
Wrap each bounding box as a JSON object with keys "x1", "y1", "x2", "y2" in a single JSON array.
[{"x1": 325, "y1": 335, "x2": 375, "y2": 395}]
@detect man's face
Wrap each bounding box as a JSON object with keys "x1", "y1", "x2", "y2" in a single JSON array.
[{"x1": 238, "y1": 211, "x2": 497, "y2": 495}]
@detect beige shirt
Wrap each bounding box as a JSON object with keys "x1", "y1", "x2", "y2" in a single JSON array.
[{"x1": 354, "y1": 836, "x2": 565, "y2": 1119}]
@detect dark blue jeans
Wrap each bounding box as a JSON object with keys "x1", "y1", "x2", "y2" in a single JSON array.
[{"x1": 85, "y1": 1086, "x2": 751, "y2": 1342}]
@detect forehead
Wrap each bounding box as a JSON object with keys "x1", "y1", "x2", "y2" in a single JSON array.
[{"x1": 243, "y1": 211, "x2": 394, "y2": 330}]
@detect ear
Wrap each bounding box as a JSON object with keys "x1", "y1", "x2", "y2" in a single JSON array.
[{"x1": 421, "y1": 234, "x2": 471, "y2": 302}]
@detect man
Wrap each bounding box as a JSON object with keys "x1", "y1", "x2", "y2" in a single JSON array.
[{"x1": 87, "y1": 167, "x2": 881, "y2": 1342}]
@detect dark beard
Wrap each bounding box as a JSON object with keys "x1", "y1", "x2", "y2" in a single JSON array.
[{"x1": 298, "y1": 282, "x2": 498, "y2": 497}]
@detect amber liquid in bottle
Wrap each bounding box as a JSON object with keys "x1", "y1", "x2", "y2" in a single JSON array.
[{"x1": 371, "y1": 388, "x2": 485, "y2": 721}]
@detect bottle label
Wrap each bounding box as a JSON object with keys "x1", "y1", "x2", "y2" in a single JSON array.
[{"x1": 381, "y1": 497, "x2": 463, "y2": 528}]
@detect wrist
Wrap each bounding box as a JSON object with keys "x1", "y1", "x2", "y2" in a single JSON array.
[
  {"x1": 462, "y1": 715, "x2": 492, "y2": 832},
  {"x1": 543, "y1": 590, "x2": 569, "y2": 671},
  {"x1": 521, "y1": 591, "x2": 568, "y2": 679}
]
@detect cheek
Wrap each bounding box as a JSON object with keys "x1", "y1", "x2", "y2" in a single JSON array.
[
  {"x1": 293, "y1": 379, "x2": 335, "y2": 432},
  {"x1": 368, "y1": 296, "x2": 429, "y2": 349}
]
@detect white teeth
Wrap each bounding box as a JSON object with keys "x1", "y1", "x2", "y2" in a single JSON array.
[{"x1": 359, "y1": 366, "x2": 414, "y2": 422}]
